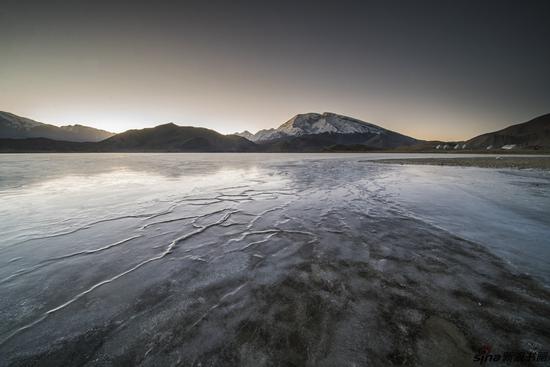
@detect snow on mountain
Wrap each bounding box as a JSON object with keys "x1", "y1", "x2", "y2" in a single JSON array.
[
  {"x1": 233, "y1": 130, "x2": 254, "y2": 140},
  {"x1": 236, "y1": 112, "x2": 387, "y2": 142},
  {"x1": 253, "y1": 128, "x2": 287, "y2": 141}
]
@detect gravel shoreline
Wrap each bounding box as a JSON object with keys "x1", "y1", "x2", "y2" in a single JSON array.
[{"x1": 372, "y1": 156, "x2": 550, "y2": 170}]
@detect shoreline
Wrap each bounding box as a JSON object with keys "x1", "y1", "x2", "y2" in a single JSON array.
[{"x1": 372, "y1": 156, "x2": 550, "y2": 170}]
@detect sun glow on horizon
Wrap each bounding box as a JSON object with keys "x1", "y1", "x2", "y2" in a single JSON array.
[{"x1": 5, "y1": 106, "x2": 524, "y2": 142}]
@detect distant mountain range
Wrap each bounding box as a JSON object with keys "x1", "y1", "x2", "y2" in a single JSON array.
[
  {"x1": 0, "y1": 110, "x2": 548, "y2": 153},
  {"x1": 0, "y1": 111, "x2": 114, "y2": 142},
  {"x1": 0, "y1": 121, "x2": 255, "y2": 153},
  {"x1": 235, "y1": 112, "x2": 418, "y2": 151},
  {"x1": 236, "y1": 112, "x2": 391, "y2": 142},
  {"x1": 416, "y1": 113, "x2": 550, "y2": 151},
  {"x1": 465, "y1": 113, "x2": 550, "y2": 150},
  {"x1": 96, "y1": 123, "x2": 255, "y2": 152}
]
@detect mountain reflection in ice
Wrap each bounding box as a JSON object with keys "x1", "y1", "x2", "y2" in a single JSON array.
[{"x1": 0, "y1": 153, "x2": 549, "y2": 366}]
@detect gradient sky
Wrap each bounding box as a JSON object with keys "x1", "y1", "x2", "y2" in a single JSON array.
[{"x1": 1, "y1": 0, "x2": 549, "y2": 140}]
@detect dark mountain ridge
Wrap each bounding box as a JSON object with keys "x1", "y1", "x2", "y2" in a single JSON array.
[
  {"x1": 0, "y1": 111, "x2": 114, "y2": 142},
  {"x1": 96, "y1": 123, "x2": 256, "y2": 152},
  {"x1": 466, "y1": 113, "x2": 550, "y2": 149},
  {"x1": 260, "y1": 131, "x2": 417, "y2": 152},
  {"x1": 1, "y1": 111, "x2": 549, "y2": 153},
  {"x1": 0, "y1": 123, "x2": 256, "y2": 153}
]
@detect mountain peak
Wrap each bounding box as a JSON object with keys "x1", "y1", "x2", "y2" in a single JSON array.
[
  {"x1": 156, "y1": 122, "x2": 179, "y2": 128},
  {"x1": 466, "y1": 113, "x2": 550, "y2": 149},
  {"x1": 0, "y1": 111, "x2": 114, "y2": 142},
  {"x1": 237, "y1": 112, "x2": 389, "y2": 142},
  {"x1": 99, "y1": 122, "x2": 256, "y2": 152},
  {"x1": 0, "y1": 111, "x2": 43, "y2": 129}
]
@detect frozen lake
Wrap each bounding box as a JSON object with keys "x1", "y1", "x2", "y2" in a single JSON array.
[{"x1": 1, "y1": 153, "x2": 549, "y2": 366}]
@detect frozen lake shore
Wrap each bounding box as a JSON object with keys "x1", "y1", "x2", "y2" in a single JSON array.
[
  {"x1": 0, "y1": 153, "x2": 549, "y2": 366},
  {"x1": 373, "y1": 156, "x2": 550, "y2": 170}
]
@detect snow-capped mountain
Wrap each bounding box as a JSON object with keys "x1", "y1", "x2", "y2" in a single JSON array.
[
  {"x1": 279, "y1": 112, "x2": 386, "y2": 136},
  {"x1": 237, "y1": 112, "x2": 388, "y2": 142},
  {"x1": 233, "y1": 130, "x2": 255, "y2": 141},
  {"x1": 234, "y1": 112, "x2": 418, "y2": 151},
  {"x1": 0, "y1": 111, "x2": 114, "y2": 142}
]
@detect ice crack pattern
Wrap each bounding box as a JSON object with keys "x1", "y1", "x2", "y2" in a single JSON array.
[{"x1": 0, "y1": 153, "x2": 549, "y2": 366}]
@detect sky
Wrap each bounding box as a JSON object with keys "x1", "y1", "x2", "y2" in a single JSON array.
[{"x1": 0, "y1": 0, "x2": 549, "y2": 141}]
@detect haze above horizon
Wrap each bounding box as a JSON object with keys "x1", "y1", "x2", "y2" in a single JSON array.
[{"x1": 1, "y1": 0, "x2": 549, "y2": 141}]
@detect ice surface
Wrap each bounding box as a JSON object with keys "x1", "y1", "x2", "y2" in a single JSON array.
[
  {"x1": 0, "y1": 153, "x2": 548, "y2": 366},
  {"x1": 377, "y1": 164, "x2": 550, "y2": 283}
]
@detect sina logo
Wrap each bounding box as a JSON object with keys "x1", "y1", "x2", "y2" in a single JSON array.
[
  {"x1": 473, "y1": 343, "x2": 500, "y2": 365},
  {"x1": 472, "y1": 343, "x2": 549, "y2": 364}
]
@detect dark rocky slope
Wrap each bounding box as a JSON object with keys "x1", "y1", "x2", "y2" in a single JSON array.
[{"x1": 0, "y1": 111, "x2": 114, "y2": 142}]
